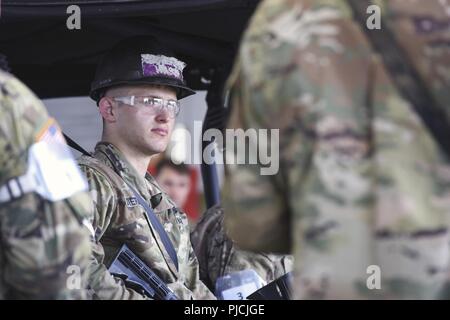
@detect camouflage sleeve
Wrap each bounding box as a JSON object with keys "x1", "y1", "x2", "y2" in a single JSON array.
[
  {"x1": 222, "y1": 28, "x2": 294, "y2": 254},
  {"x1": 222, "y1": 92, "x2": 293, "y2": 255},
  {"x1": 0, "y1": 73, "x2": 45, "y2": 182},
  {"x1": 0, "y1": 193, "x2": 92, "y2": 299},
  {"x1": 222, "y1": 0, "x2": 348, "y2": 254},
  {"x1": 0, "y1": 71, "x2": 91, "y2": 299},
  {"x1": 78, "y1": 163, "x2": 148, "y2": 300},
  {"x1": 183, "y1": 235, "x2": 217, "y2": 300},
  {"x1": 225, "y1": 251, "x2": 294, "y2": 282}
]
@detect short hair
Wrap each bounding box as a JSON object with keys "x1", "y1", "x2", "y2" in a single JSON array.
[{"x1": 155, "y1": 158, "x2": 190, "y2": 176}]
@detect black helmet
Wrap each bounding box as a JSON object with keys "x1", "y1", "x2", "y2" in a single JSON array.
[{"x1": 90, "y1": 36, "x2": 195, "y2": 102}]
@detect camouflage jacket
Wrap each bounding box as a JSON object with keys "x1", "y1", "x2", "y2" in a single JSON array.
[
  {"x1": 223, "y1": 0, "x2": 450, "y2": 299},
  {"x1": 191, "y1": 204, "x2": 293, "y2": 292},
  {"x1": 0, "y1": 70, "x2": 92, "y2": 299},
  {"x1": 78, "y1": 142, "x2": 215, "y2": 300}
]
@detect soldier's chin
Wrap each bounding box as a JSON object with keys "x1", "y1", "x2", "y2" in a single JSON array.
[{"x1": 146, "y1": 142, "x2": 167, "y2": 156}]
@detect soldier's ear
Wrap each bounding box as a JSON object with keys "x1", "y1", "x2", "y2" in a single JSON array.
[{"x1": 98, "y1": 97, "x2": 116, "y2": 123}]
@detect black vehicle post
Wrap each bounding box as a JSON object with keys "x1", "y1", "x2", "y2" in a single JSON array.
[{"x1": 201, "y1": 67, "x2": 230, "y2": 209}]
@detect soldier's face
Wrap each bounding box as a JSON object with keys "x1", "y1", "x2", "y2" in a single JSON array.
[{"x1": 111, "y1": 85, "x2": 177, "y2": 156}]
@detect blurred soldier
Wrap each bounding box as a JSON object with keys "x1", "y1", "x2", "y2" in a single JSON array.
[
  {"x1": 191, "y1": 204, "x2": 293, "y2": 293},
  {"x1": 0, "y1": 56, "x2": 92, "y2": 299},
  {"x1": 154, "y1": 158, "x2": 200, "y2": 226},
  {"x1": 223, "y1": 0, "x2": 450, "y2": 299},
  {"x1": 155, "y1": 158, "x2": 191, "y2": 210},
  {"x1": 78, "y1": 37, "x2": 215, "y2": 299}
]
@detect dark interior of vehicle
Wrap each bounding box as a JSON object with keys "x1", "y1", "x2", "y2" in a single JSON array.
[{"x1": 0, "y1": 0, "x2": 259, "y2": 98}]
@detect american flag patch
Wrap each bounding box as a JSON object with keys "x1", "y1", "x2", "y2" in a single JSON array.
[{"x1": 35, "y1": 118, "x2": 66, "y2": 144}]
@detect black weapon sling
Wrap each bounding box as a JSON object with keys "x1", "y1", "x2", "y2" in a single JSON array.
[
  {"x1": 348, "y1": 0, "x2": 450, "y2": 159},
  {"x1": 124, "y1": 181, "x2": 179, "y2": 272},
  {"x1": 65, "y1": 135, "x2": 179, "y2": 272}
]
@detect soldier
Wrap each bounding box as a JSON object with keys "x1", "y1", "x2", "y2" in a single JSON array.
[
  {"x1": 0, "y1": 56, "x2": 92, "y2": 299},
  {"x1": 154, "y1": 158, "x2": 192, "y2": 212},
  {"x1": 223, "y1": 0, "x2": 450, "y2": 299},
  {"x1": 191, "y1": 204, "x2": 293, "y2": 293},
  {"x1": 78, "y1": 37, "x2": 215, "y2": 299}
]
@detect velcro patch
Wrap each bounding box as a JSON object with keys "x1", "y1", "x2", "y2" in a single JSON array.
[
  {"x1": 141, "y1": 54, "x2": 186, "y2": 81},
  {"x1": 35, "y1": 118, "x2": 65, "y2": 144}
]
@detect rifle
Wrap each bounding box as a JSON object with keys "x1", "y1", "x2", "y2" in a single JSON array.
[{"x1": 108, "y1": 244, "x2": 178, "y2": 300}]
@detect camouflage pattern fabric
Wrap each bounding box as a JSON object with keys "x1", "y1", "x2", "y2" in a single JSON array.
[
  {"x1": 223, "y1": 0, "x2": 450, "y2": 299},
  {"x1": 78, "y1": 142, "x2": 215, "y2": 300},
  {"x1": 191, "y1": 204, "x2": 293, "y2": 292},
  {"x1": 0, "y1": 70, "x2": 92, "y2": 299}
]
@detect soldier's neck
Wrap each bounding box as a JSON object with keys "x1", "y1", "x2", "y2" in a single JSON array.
[
  {"x1": 102, "y1": 136, "x2": 151, "y2": 178},
  {"x1": 124, "y1": 153, "x2": 151, "y2": 178}
]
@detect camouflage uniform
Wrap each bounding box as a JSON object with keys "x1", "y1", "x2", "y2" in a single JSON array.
[
  {"x1": 191, "y1": 204, "x2": 293, "y2": 292},
  {"x1": 78, "y1": 142, "x2": 215, "y2": 299},
  {"x1": 0, "y1": 70, "x2": 92, "y2": 299},
  {"x1": 223, "y1": 0, "x2": 450, "y2": 299}
]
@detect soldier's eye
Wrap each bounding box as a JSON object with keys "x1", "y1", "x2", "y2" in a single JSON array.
[
  {"x1": 163, "y1": 180, "x2": 174, "y2": 187},
  {"x1": 141, "y1": 97, "x2": 158, "y2": 106},
  {"x1": 151, "y1": 98, "x2": 163, "y2": 106}
]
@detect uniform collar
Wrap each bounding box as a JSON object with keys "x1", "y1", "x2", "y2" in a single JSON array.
[
  {"x1": 93, "y1": 142, "x2": 176, "y2": 210},
  {"x1": 94, "y1": 142, "x2": 151, "y2": 198}
]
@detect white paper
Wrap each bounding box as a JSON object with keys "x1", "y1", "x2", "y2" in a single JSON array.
[
  {"x1": 221, "y1": 282, "x2": 259, "y2": 300},
  {"x1": 28, "y1": 140, "x2": 88, "y2": 201}
]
